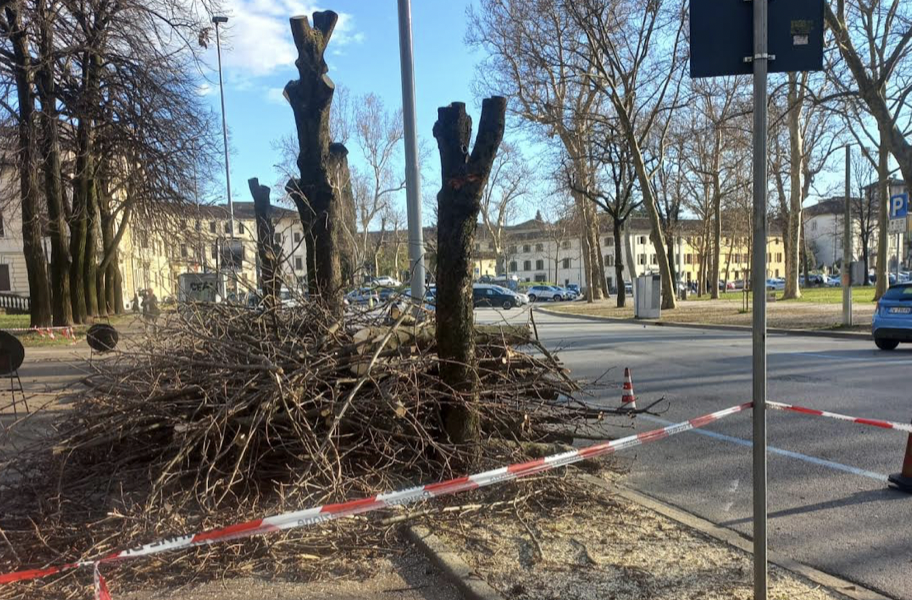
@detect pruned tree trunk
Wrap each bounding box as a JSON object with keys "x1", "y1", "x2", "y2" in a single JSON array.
[
  {"x1": 782, "y1": 75, "x2": 804, "y2": 300},
  {"x1": 3, "y1": 0, "x2": 52, "y2": 327},
  {"x1": 613, "y1": 219, "x2": 626, "y2": 307},
  {"x1": 433, "y1": 97, "x2": 506, "y2": 447},
  {"x1": 84, "y1": 171, "x2": 100, "y2": 317},
  {"x1": 250, "y1": 177, "x2": 281, "y2": 308},
  {"x1": 710, "y1": 131, "x2": 723, "y2": 299},
  {"x1": 283, "y1": 11, "x2": 348, "y2": 316}
]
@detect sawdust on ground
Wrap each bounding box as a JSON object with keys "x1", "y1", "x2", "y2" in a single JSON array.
[{"x1": 434, "y1": 473, "x2": 852, "y2": 600}]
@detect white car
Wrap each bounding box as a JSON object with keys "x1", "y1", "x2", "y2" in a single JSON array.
[
  {"x1": 526, "y1": 285, "x2": 566, "y2": 302},
  {"x1": 372, "y1": 276, "x2": 401, "y2": 288}
]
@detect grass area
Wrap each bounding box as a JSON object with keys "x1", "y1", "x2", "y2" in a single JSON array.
[
  {"x1": 0, "y1": 311, "x2": 139, "y2": 347},
  {"x1": 683, "y1": 287, "x2": 877, "y2": 305}
]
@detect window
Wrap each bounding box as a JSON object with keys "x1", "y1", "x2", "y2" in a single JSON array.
[
  {"x1": 535, "y1": 259, "x2": 544, "y2": 270},
  {"x1": 767, "y1": 252, "x2": 772, "y2": 262},
  {"x1": 238, "y1": 222, "x2": 246, "y2": 235},
  {"x1": 210, "y1": 221, "x2": 217, "y2": 234},
  {"x1": 811, "y1": 221, "x2": 818, "y2": 231},
  {"x1": 293, "y1": 231, "x2": 302, "y2": 244},
  {"x1": 562, "y1": 258, "x2": 571, "y2": 269},
  {"x1": 180, "y1": 244, "x2": 188, "y2": 258},
  {"x1": 295, "y1": 257, "x2": 304, "y2": 271},
  {"x1": 561, "y1": 240, "x2": 571, "y2": 249},
  {"x1": 179, "y1": 219, "x2": 187, "y2": 230},
  {"x1": 211, "y1": 244, "x2": 218, "y2": 259},
  {"x1": 140, "y1": 234, "x2": 149, "y2": 250},
  {"x1": 775, "y1": 253, "x2": 783, "y2": 263},
  {"x1": 775, "y1": 269, "x2": 780, "y2": 277},
  {"x1": 523, "y1": 260, "x2": 532, "y2": 270},
  {"x1": 0, "y1": 264, "x2": 9, "y2": 291},
  {"x1": 535, "y1": 243, "x2": 544, "y2": 252},
  {"x1": 508, "y1": 245, "x2": 517, "y2": 254},
  {"x1": 194, "y1": 220, "x2": 201, "y2": 232},
  {"x1": 650, "y1": 254, "x2": 657, "y2": 265},
  {"x1": 534, "y1": 274, "x2": 547, "y2": 282},
  {"x1": 638, "y1": 236, "x2": 647, "y2": 245},
  {"x1": 522, "y1": 244, "x2": 531, "y2": 253},
  {"x1": 733, "y1": 253, "x2": 741, "y2": 263},
  {"x1": 474, "y1": 243, "x2": 480, "y2": 251},
  {"x1": 274, "y1": 233, "x2": 283, "y2": 245},
  {"x1": 509, "y1": 261, "x2": 518, "y2": 272},
  {"x1": 685, "y1": 253, "x2": 693, "y2": 265},
  {"x1": 488, "y1": 242, "x2": 495, "y2": 250},
  {"x1": 224, "y1": 222, "x2": 231, "y2": 234},
  {"x1": 0, "y1": 213, "x2": 6, "y2": 236},
  {"x1": 638, "y1": 254, "x2": 647, "y2": 265},
  {"x1": 605, "y1": 236, "x2": 614, "y2": 246}
]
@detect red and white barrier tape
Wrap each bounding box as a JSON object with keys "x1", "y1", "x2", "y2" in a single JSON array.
[
  {"x1": 2, "y1": 326, "x2": 77, "y2": 340},
  {"x1": 0, "y1": 402, "x2": 753, "y2": 596},
  {"x1": 768, "y1": 401, "x2": 912, "y2": 433}
]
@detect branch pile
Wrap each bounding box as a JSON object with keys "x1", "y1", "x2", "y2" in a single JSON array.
[{"x1": 0, "y1": 301, "x2": 631, "y2": 597}]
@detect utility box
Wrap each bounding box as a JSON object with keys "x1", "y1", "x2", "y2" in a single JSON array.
[
  {"x1": 177, "y1": 273, "x2": 219, "y2": 303},
  {"x1": 635, "y1": 275, "x2": 661, "y2": 319},
  {"x1": 849, "y1": 261, "x2": 866, "y2": 287}
]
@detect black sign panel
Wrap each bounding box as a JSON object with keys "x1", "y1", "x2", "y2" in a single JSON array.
[{"x1": 690, "y1": 0, "x2": 824, "y2": 78}]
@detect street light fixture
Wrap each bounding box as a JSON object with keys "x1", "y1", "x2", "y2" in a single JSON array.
[{"x1": 212, "y1": 15, "x2": 235, "y2": 294}]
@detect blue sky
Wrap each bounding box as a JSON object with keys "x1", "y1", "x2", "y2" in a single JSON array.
[{"x1": 200, "y1": 0, "x2": 485, "y2": 210}]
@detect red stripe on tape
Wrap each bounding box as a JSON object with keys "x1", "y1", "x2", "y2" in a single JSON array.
[
  {"x1": 424, "y1": 477, "x2": 477, "y2": 496},
  {"x1": 191, "y1": 518, "x2": 266, "y2": 544},
  {"x1": 637, "y1": 429, "x2": 669, "y2": 443},
  {"x1": 320, "y1": 496, "x2": 380, "y2": 515},
  {"x1": 786, "y1": 405, "x2": 824, "y2": 417},
  {"x1": 0, "y1": 564, "x2": 71, "y2": 584},
  {"x1": 508, "y1": 457, "x2": 546, "y2": 474},
  {"x1": 853, "y1": 418, "x2": 893, "y2": 430}
]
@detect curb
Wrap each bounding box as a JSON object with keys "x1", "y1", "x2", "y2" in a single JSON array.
[
  {"x1": 405, "y1": 525, "x2": 506, "y2": 600},
  {"x1": 577, "y1": 474, "x2": 894, "y2": 600},
  {"x1": 536, "y1": 306, "x2": 872, "y2": 341}
]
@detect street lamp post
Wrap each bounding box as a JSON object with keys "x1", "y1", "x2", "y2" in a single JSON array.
[{"x1": 212, "y1": 15, "x2": 235, "y2": 294}]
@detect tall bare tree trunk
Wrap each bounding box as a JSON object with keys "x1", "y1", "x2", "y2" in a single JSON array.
[
  {"x1": 284, "y1": 12, "x2": 348, "y2": 315},
  {"x1": 3, "y1": 1, "x2": 52, "y2": 327},
  {"x1": 782, "y1": 76, "x2": 804, "y2": 300},
  {"x1": 710, "y1": 131, "x2": 723, "y2": 299},
  {"x1": 84, "y1": 170, "x2": 100, "y2": 317},
  {"x1": 875, "y1": 125, "x2": 890, "y2": 301},
  {"x1": 613, "y1": 219, "x2": 627, "y2": 307},
  {"x1": 433, "y1": 97, "x2": 506, "y2": 447}
]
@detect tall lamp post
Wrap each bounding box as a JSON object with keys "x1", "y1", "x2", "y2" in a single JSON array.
[{"x1": 212, "y1": 15, "x2": 235, "y2": 295}]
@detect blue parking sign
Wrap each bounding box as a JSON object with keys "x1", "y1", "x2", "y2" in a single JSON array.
[{"x1": 890, "y1": 193, "x2": 909, "y2": 219}]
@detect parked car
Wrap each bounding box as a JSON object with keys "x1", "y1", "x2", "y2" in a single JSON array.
[
  {"x1": 527, "y1": 285, "x2": 566, "y2": 302},
  {"x1": 799, "y1": 274, "x2": 829, "y2": 287},
  {"x1": 765, "y1": 278, "x2": 785, "y2": 291},
  {"x1": 372, "y1": 276, "x2": 401, "y2": 288},
  {"x1": 872, "y1": 283, "x2": 912, "y2": 350},
  {"x1": 826, "y1": 275, "x2": 841, "y2": 287},
  {"x1": 567, "y1": 284, "x2": 581, "y2": 295},
  {"x1": 473, "y1": 284, "x2": 523, "y2": 309},
  {"x1": 345, "y1": 287, "x2": 380, "y2": 305},
  {"x1": 556, "y1": 286, "x2": 580, "y2": 300}
]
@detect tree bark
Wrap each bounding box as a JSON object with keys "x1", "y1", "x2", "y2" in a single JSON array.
[
  {"x1": 433, "y1": 97, "x2": 506, "y2": 447},
  {"x1": 34, "y1": 0, "x2": 72, "y2": 325},
  {"x1": 875, "y1": 125, "x2": 890, "y2": 300},
  {"x1": 3, "y1": 1, "x2": 52, "y2": 327},
  {"x1": 249, "y1": 177, "x2": 281, "y2": 308},
  {"x1": 710, "y1": 130, "x2": 723, "y2": 299},
  {"x1": 782, "y1": 75, "x2": 804, "y2": 300},
  {"x1": 284, "y1": 12, "x2": 348, "y2": 316},
  {"x1": 84, "y1": 169, "x2": 100, "y2": 317},
  {"x1": 613, "y1": 218, "x2": 626, "y2": 307}
]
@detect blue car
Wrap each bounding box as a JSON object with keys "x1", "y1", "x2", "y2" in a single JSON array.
[{"x1": 872, "y1": 283, "x2": 912, "y2": 350}]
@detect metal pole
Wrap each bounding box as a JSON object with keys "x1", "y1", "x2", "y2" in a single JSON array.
[
  {"x1": 843, "y1": 145, "x2": 853, "y2": 325},
  {"x1": 213, "y1": 18, "x2": 235, "y2": 293},
  {"x1": 750, "y1": 0, "x2": 769, "y2": 598},
  {"x1": 396, "y1": 0, "x2": 426, "y2": 302}
]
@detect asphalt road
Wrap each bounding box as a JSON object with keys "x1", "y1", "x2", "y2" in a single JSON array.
[{"x1": 475, "y1": 305, "x2": 912, "y2": 600}]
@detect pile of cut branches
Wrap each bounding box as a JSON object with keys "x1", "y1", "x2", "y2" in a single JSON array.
[{"x1": 0, "y1": 301, "x2": 631, "y2": 598}]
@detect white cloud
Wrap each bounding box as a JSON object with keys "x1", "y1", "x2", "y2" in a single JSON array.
[
  {"x1": 266, "y1": 87, "x2": 288, "y2": 104},
  {"x1": 216, "y1": 0, "x2": 364, "y2": 83},
  {"x1": 197, "y1": 83, "x2": 214, "y2": 96}
]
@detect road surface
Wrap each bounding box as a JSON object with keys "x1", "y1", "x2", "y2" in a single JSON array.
[{"x1": 475, "y1": 305, "x2": 912, "y2": 600}]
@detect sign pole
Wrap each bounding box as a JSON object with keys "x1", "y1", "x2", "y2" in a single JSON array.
[
  {"x1": 843, "y1": 145, "x2": 852, "y2": 326},
  {"x1": 750, "y1": 0, "x2": 769, "y2": 598}
]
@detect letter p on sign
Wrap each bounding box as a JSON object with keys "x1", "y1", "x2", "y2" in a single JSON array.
[{"x1": 890, "y1": 193, "x2": 909, "y2": 220}]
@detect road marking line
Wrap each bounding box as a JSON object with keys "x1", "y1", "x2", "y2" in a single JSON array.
[
  {"x1": 786, "y1": 351, "x2": 911, "y2": 363},
  {"x1": 640, "y1": 415, "x2": 889, "y2": 483}
]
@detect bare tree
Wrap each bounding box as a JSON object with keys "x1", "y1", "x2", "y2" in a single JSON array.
[
  {"x1": 467, "y1": 0, "x2": 606, "y2": 301},
  {"x1": 566, "y1": 0, "x2": 688, "y2": 310},
  {"x1": 479, "y1": 142, "x2": 530, "y2": 274}
]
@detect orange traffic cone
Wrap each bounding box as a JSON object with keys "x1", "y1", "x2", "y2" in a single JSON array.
[
  {"x1": 888, "y1": 424, "x2": 912, "y2": 493},
  {"x1": 621, "y1": 367, "x2": 637, "y2": 410}
]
